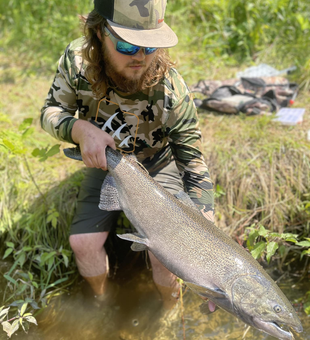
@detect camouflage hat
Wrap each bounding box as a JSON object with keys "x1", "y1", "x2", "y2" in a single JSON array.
[{"x1": 94, "y1": 0, "x2": 178, "y2": 48}]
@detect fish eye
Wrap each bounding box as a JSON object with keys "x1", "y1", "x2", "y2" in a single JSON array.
[{"x1": 274, "y1": 305, "x2": 282, "y2": 313}]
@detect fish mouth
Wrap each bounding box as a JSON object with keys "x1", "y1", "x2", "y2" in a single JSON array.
[{"x1": 253, "y1": 318, "x2": 303, "y2": 340}]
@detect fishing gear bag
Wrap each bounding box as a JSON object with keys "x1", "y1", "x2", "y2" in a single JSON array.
[{"x1": 191, "y1": 77, "x2": 298, "y2": 116}]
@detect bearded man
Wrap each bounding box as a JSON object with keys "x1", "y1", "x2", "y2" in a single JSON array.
[{"x1": 41, "y1": 0, "x2": 215, "y2": 313}]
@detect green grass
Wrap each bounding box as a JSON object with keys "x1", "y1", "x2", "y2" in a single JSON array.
[
  {"x1": 200, "y1": 107, "x2": 310, "y2": 235},
  {"x1": 1, "y1": 0, "x2": 310, "y2": 82}
]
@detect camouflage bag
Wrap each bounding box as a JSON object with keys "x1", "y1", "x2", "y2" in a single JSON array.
[{"x1": 191, "y1": 77, "x2": 298, "y2": 116}]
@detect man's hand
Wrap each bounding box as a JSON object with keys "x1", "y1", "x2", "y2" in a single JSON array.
[
  {"x1": 71, "y1": 120, "x2": 116, "y2": 170},
  {"x1": 201, "y1": 210, "x2": 214, "y2": 223},
  {"x1": 208, "y1": 300, "x2": 217, "y2": 312}
]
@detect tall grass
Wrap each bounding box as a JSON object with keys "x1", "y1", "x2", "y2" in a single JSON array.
[{"x1": 201, "y1": 113, "x2": 310, "y2": 236}]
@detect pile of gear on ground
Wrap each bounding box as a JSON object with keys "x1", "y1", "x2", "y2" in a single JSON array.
[{"x1": 190, "y1": 64, "x2": 298, "y2": 116}]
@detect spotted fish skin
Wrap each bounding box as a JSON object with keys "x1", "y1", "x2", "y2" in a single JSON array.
[{"x1": 100, "y1": 147, "x2": 303, "y2": 340}]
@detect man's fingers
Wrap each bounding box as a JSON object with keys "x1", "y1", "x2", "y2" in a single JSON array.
[
  {"x1": 107, "y1": 140, "x2": 116, "y2": 150},
  {"x1": 208, "y1": 300, "x2": 216, "y2": 312},
  {"x1": 97, "y1": 153, "x2": 108, "y2": 170},
  {"x1": 201, "y1": 296, "x2": 217, "y2": 313}
]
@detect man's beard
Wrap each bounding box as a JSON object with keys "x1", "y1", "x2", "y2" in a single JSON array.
[{"x1": 103, "y1": 46, "x2": 157, "y2": 94}]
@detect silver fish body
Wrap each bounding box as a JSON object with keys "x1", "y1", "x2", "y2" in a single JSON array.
[{"x1": 100, "y1": 147, "x2": 303, "y2": 340}]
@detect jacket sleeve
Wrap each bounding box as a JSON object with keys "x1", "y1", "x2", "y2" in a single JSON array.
[
  {"x1": 40, "y1": 44, "x2": 79, "y2": 144},
  {"x1": 167, "y1": 90, "x2": 214, "y2": 216}
]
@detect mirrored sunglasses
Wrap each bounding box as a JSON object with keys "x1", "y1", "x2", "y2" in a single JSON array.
[{"x1": 104, "y1": 27, "x2": 157, "y2": 56}]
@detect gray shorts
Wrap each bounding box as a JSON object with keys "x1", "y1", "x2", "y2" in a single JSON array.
[{"x1": 70, "y1": 160, "x2": 184, "y2": 235}]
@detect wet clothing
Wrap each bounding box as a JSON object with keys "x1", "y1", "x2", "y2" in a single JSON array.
[{"x1": 41, "y1": 37, "x2": 214, "y2": 232}]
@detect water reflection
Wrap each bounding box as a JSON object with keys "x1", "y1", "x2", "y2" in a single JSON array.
[{"x1": 0, "y1": 255, "x2": 309, "y2": 340}]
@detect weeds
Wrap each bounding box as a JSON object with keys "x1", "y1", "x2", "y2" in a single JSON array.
[
  {"x1": 201, "y1": 113, "x2": 310, "y2": 236},
  {"x1": 245, "y1": 224, "x2": 310, "y2": 264},
  {"x1": 0, "y1": 114, "x2": 82, "y2": 336},
  {"x1": 243, "y1": 223, "x2": 310, "y2": 315},
  {"x1": 0, "y1": 303, "x2": 37, "y2": 338}
]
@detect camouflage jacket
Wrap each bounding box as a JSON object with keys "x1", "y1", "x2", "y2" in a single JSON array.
[{"x1": 41, "y1": 37, "x2": 214, "y2": 214}]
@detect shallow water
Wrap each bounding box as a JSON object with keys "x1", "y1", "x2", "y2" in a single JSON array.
[{"x1": 0, "y1": 253, "x2": 309, "y2": 340}]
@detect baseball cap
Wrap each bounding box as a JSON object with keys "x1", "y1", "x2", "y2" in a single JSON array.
[{"x1": 94, "y1": 0, "x2": 178, "y2": 48}]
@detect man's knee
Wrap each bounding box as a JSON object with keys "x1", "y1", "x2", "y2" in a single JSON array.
[{"x1": 69, "y1": 232, "x2": 109, "y2": 257}]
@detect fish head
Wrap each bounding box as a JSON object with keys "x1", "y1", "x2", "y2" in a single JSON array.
[{"x1": 231, "y1": 275, "x2": 303, "y2": 339}]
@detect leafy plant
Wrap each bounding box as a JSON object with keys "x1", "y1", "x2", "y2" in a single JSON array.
[
  {"x1": 245, "y1": 224, "x2": 310, "y2": 263},
  {"x1": 244, "y1": 224, "x2": 310, "y2": 315},
  {"x1": 214, "y1": 184, "x2": 226, "y2": 199},
  {"x1": 0, "y1": 303, "x2": 37, "y2": 338},
  {"x1": 0, "y1": 114, "x2": 81, "y2": 336},
  {"x1": 303, "y1": 292, "x2": 310, "y2": 315}
]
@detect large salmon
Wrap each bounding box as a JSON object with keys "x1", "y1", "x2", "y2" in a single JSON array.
[{"x1": 70, "y1": 146, "x2": 303, "y2": 340}]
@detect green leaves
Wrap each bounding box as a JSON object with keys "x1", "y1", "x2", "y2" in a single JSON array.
[
  {"x1": 0, "y1": 302, "x2": 37, "y2": 338},
  {"x1": 2, "y1": 320, "x2": 19, "y2": 338},
  {"x1": 32, "y1": 144, "x2": 60, "y2": 162},
  {"x1": 296, "y1": 240, "x2": 310, "y2": 247},
  {"x1": 304, "y1": 292, "x2": 310, "y2": 316},
  {"x1": 245, "y1": 224, "x2": 310, "y2": 263},
  {"x1": 297, "y1": 238, "x2": 310, "y2": 259},
  {"x1": 3, "y1": 248, "x2": 14, "y2": 260},
  {"x1": 18, "y1": 118, "x2": 33, "y2": 132},
  {"x1": 251, "y1": 241, "x2": 266, "y2": 259},
  {"x1": 266, "y1": 242, "x2": 279, "y2": 263},
  {"x1": 46, "y1": 206, "x2": 60, "y2": 229},
  {"x1": 214, "y1": 184, "x2": 226, "y2": 198},
  {"x1": 0, "y1": 307, "x2": 10, "y2": 323},
  {"x1": 3, "y1": 275, "x2": 17, "y2": 286},
  {"x1": 0, "y1": 119, "x2": 34, "y2": 156},
  {"x1": 39, "y1": 251, "x2": 57, "y2": 271},
  {"x1": 19, "y1": 303, "x2": 28, "y2": 317},
  {"x1": 0, "y1": 117, "x2": 60, "y2": 162}
]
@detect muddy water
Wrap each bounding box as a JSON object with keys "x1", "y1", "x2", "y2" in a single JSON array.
[{"x1": 0, "y1": 254, "x2": 309, "y2": 340}]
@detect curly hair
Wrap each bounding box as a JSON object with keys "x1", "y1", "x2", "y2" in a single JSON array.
[{"x1": 81, "y1": 10, "x2": 175, "y2": 99}]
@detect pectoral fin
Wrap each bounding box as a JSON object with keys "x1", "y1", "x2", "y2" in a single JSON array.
[
  {"x1": 131, "y1": 243, "x2": 148, "y2": 252},
  {"x1": 99, "y1": 174, "x2": 121, "y2": 211},
  {"x1": 184, "y1": 281, "x2": 227, "y2": 300},
  {"x1": 117, "y1": 233, "x2": 149, "y2": 252},
  {"x1": 185, "y1": 282, "x2": 232, "y2": 315}
]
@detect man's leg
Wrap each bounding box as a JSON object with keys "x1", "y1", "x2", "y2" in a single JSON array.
[
  {"x1": 69, "y1": 231, "x2": 109, "y2": 297},
  {"x1": 69, "y1": 167, "x2": 119, "y2": 299},
  {"x1": 148, "y1": 252, "x2": 180, "y2": 310},
  {"x1": 147, "y1": 159, "x2": 185, "y2": 310}
]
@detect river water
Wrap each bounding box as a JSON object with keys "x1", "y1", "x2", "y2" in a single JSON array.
[{"x1": 0, "y1": 250, "x2": 309, "y2": 340}]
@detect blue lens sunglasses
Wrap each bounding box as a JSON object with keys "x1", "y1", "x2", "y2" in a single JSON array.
[{"x1": 104, "y1": 26, "x2": 157, "y2": 56}]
